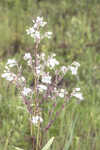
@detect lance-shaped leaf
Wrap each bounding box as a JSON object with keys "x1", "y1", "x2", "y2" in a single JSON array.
[{"x1": 41, "y1": 137, "x2": 55, "y2": 150}]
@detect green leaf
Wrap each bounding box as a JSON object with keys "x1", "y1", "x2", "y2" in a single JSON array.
[
  {"x1": 14, "y1": 147, "x2": 24, "y2": 150},
  {"x1": 63, "y1": 114, "x2": 78, "y2": 150},
  {"x1": 41, "y1": 137, "x2": 55, "y2": 150}
]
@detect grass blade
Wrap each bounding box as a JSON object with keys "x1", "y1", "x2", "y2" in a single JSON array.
[
  {"x1": 63, "y1": 115, "x2": 78, "y2": 150},
  {"x1": 41, "y1": 137, "x2": 55, "y2": 150}
]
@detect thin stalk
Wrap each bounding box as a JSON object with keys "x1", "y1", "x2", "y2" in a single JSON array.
[
  {"x1": 34, "y1": 42, "x2": 39, "y2": 112},
  {"x1": 30, "y1": 115, "x2": 33, "y2": 136},
  {"x1": 36, "y1": 122, "x2": 40, "y2": 150},
  {"x1": 33, "y1": 41, "x2": 41, "y2": 150}
]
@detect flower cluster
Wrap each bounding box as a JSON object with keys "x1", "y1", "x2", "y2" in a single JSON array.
[
  {"x1": 1, "y1": 55, "x2": 83, "y2": 125},
  {"x1": 26, "y1": 16, "x2": 52, "y2": 43},
  {"x1": 1, "y1": 16, "x2": 84, "y2": 129},
  {"x1": 1, "y1": 59, "x2": 17, "y2": 81}
]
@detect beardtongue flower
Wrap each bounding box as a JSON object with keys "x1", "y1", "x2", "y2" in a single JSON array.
[
  {"x1": 18, "y1": 76, "x2": 26, "y2": 83},
  {"x1": 32, "y1": 116, "x2": 43, "y2": 125},
  {"x1": 26, "y1": 27, "x2": 35, "y2": 36},
  {"x1": 68, "y1": 61, "x2": 80, "y2": 75},
  {"x1": 21, "y1": 87, "x2": 33, "y2": 96},
  {"x1": 1, "y1": 72, "x2": 16, "y2": 81},
  {"x1": 71, "y1": 88, "x2": 84, "y2": 101},
  {"x1": 6, "y1": 59, "x2": 17, "y2": 67},
  {"x1": 24, "y1": 53, "x2": 32, "y2": 60},
  {"x1": 37, "y1": 84, "x2": 47, "y2": 92},
  {"x1": 72, "y1": 92, "x2": 84, "y2": 101},
  {"x1": 58, "y1": 89, "x2": 66, "y2": 98},
  {"x1": 44, "y1": 32, "x2": 52, "y2": 39},
  {"x1": 41, "y1": 73, "x2": 52, "y2": 84},
  {"x1": 61, "y1": 66, "x2": 68, "y2": 74},
  {"x1": 69, "y1": 66, "x2": 78, "y2": 75},
  {"x1": 47, "y1": 56, "x2": 59, "y2": 69}
]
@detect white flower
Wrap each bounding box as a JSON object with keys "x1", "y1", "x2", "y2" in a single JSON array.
[
  {"x1": 32, "y1": 19, "x2": 35, "y2": 23},
  {"x1": 26, "y1": 27, "x2": 35, "y2": 36},
  {"x1": 24, "y1": 53, "x2": 32, "y2": 67},
  {"x1": 41, "y1": 53, "x2": 45, "y2": 60},
  {"x1": 54, "y1": 87, "x2": 58, "y2": 93},
  {"x1": 22, "y1": 87, "x2": 32, "y2": 96},
  {"x1": 26, "y1": 27, "x2": 41, "y2": 41},
  {"x1": 52, "y1": 53, "x2": 56, "y2": 57},
  {"x1": 32, "y1": 17, "x2": 47, "y2": 30},
  {"x1": 42, "y1": 73, "x2": 52, "y2": 84},
  {"x1": 36, "y1": 65, "x2": 44, "y2": 75},
  {"x1": 47, "y1": 58, "x2": 59, "y2": 69},
  {"x1": 44, "y1": 32, "x2": 52, "y2": 39},
  {"x1": 34, "y1": 31, "x2": 41, "y2": 41},
  {"x1": 54, "y1": 88, "x2": 67, "y2": 98},
  {"x1": 5, "y1": 65, "x2": 9, "y2": 70},
  {"x1": 58, "y1": 89, "x2": 66, "y2": 98},
  {"x1": 59, "y1": 92, "x2": 64, "y2": 98},
  {"x1": 71, "y1": 88, "x2": 84, "y2": 101},
  {"x1": 61, "y1": 66, "x2": 68, "y2": 74},
  {"x1": 41, "y1": 21, "x2": 47, "y2": 27},
  {"x1": 68, "y1": 61, "x2": 80, "y2": 75},
  {"x1": 7, "y1": 59, "x2": 17, "y2": 67},
  {"x1": 72, "y1": 92, "x2": 84, "y2": 101},
  {"x1": 26, "y1": 16, "x2": 51, "y2": 42},
  {"x1": 74, "y1": 88, "x2": 80, "y2": 92},
  {"x1": 36, "y1": 66, "x2": 41, "y2": 74},
  {"x1": 18, "y1": 76, "x2": 26, "y2": 83},
  {"x1": 72, "y1": 61, "x2": 80, "y2": 67},
  {"x1": 32, "y1": 116, "x2": 43, "y2": 125},
  {"x1": 35, "y1": 16, "x2": 47, "y2": 27},
  {"x1": 69, "y1": 66, "x2": 78, "y2": 75},
  {"x1": 47, "y1": 55, "x2": 59, "y2": 69},
  {"x1": 27, "y1": 60, "x2": 32, "y2": 66},
  {"x1": 24, "y1": 53, "x2": 32, "y2": 60},
  {"x1": 33, "y1": 23, "x2": 38, "y2": 29},
  {"x1": 1, "y1": 72, "x2": 16, "y2": 81},
  {"x1": 38, "y1": 84, "x2": 47, "y2": 92}
]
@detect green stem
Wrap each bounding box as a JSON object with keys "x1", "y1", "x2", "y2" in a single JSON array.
[
  {"x1": 34, "y1": 41, "x2": 40, "y2": 150},
  {"x1": 36, "y1": 122, "x2": 40, "y2": 150}
]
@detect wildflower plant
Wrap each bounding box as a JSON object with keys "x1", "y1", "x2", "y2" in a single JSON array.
[{"x1": 1, "y1": 16, "x2": 83, "y2": 150}]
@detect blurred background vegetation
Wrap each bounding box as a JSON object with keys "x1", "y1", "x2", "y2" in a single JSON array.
[{"x1": 0, "y1": 0, "x2": 100, "y2": 150}]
